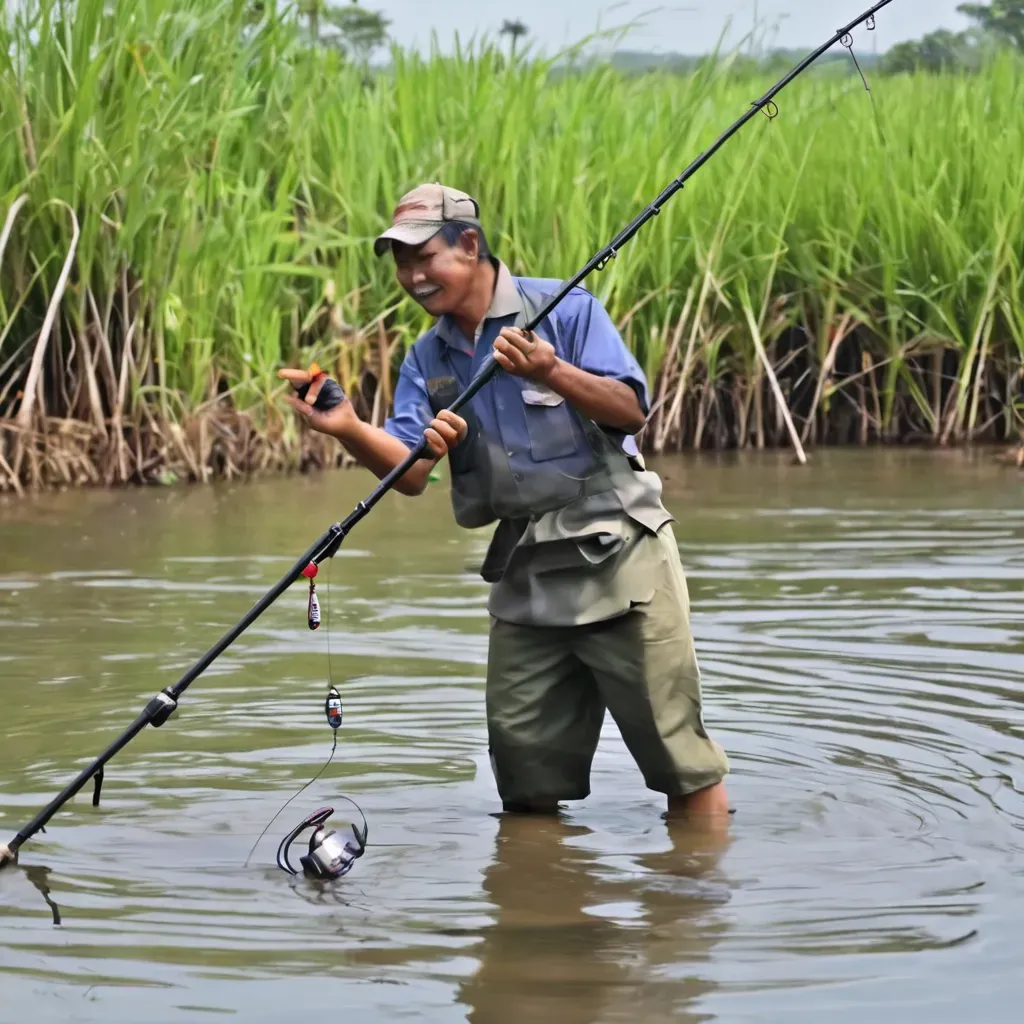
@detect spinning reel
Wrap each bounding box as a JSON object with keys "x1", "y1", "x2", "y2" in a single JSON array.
[
  {"x1": 276, "y1": 802, "x2": 367, "y2": 881},
  {"x1": 261, "y1": 684, "x2": 369, "y2": 882},
  {"x1": 245, "y1": 677, "x2": 370, "y2": 883}
]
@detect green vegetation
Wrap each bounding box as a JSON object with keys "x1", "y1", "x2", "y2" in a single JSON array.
[
  {"x1": 881, "y1": 1, "x2": 1024, "y2": 73},
  {"x1": 2, "y1": 0, "x2": 1022, "y2": 493}
]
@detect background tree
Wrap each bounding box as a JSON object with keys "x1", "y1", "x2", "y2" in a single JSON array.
[
  {"x1": 880, "y1": 28, "x2": 974, "y2": 73},
  {"x1": 500, "y1": 19, "x2": 529, "y2": 59},
  {"x1": 246, "y1": 1, "x2": 389, "y2": 63},
  {"x1": 957, "y1": 0, "x2": 1024, "y2": 51},
  {"x1": 328, "y1": 1, "x2": 391, "y2": 66}
]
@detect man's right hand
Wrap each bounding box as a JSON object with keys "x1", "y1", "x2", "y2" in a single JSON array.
[
  {"x1": 279, "y1": 367, "x2": 360, "y2": 441},
  {"x1": 278, "y1": 366, "x2": 468, "y2": 459}
]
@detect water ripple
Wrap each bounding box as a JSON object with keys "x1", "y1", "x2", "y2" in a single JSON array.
[{"x1": 1, "y1": 454, "x2": 1023, "y2": 1022}]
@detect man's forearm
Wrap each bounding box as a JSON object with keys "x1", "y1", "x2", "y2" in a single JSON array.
[
  {"x1": 543, "y1": 359, "x2": 647, "y2": 434},
  {"x1": 335, "y1": 420, "x2": 437, "y2": 495}
]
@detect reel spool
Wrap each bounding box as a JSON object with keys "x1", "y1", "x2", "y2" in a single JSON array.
[{"x1": 275, "y1": 805, "x2": 367, "y2": 881}]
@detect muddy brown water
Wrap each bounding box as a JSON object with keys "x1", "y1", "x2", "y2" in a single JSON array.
[{"x1": 0, "y1": 450, "x2": 1022, "y2": 1023}]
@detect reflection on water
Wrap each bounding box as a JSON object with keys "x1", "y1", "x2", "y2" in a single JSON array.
[
  {"x1": 459, "y1": 815, "x2": 731, "y2": 1024},
  {"x1": 1, "y1": 449, "x2": 1023, "y2": 1022}
]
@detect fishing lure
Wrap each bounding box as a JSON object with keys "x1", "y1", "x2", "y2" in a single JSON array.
[{"x1": 302, "y1": 561, "x2": 321, "y2": 630}]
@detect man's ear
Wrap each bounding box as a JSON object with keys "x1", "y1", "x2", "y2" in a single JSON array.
[{"x1": 458, "y1": 228, "x2": 480, "y2": 262}]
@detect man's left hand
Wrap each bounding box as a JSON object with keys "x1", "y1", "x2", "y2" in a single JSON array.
[{"x1": 493, "y1": 327, "x2": 557, "y2": 383}]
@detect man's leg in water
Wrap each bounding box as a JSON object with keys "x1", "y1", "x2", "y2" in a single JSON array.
[
  {"x1": 486, "y1": 616, "x2": 604, "y2": 814},
  {"x1": 576, "y1": 524, "x2": 731, "y2": 823},
  {"x1": 667, "y1": 780, "x2": 730, "y2": 818}
]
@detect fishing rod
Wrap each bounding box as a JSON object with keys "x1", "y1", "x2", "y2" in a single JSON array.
[{"x1": 0, "y1": 0, "x2": 894, "y2": 870}]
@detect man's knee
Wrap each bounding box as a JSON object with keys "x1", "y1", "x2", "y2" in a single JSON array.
[{"x1": 488, "y1": 737, "x2": 594, "y2": 806}]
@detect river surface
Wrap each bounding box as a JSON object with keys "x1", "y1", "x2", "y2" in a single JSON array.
[{"x1": 1, "y1": 449, "x2": 1022, "y2": 1023}]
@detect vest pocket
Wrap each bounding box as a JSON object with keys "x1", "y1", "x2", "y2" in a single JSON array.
[{"x1": 520, "y1": 387, "x2": 578, "y2": 462}]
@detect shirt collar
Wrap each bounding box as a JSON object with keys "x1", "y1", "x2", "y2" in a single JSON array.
[{"x1": 437, "y1": 259, "x2": 522, "y2": 349}]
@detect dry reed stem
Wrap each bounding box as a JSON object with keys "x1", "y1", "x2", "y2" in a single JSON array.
[
  {"x1": 942, "y1": 271, "x2": 1000, "y2": 446},
  {"x1": 967, "y1": 312, "x2": 995, "y2": 442},
  {"x1": 741, "y1": 303, "x2": 807, "y2": 464},
  {"x1": 663, "y1": 288, "x2": 721, "y2": 454},
  {"x1": 866, "y1": 353, "x2": 883, "y2": 432},
  {"x1": 931, "y1": 348, "x2": 944, "y2": 439},
  {"x1": 0, "y1": 446, "x2": 24, "y2": 496},
  {"x1": 0, "y1": 197, "x2": 32, "y2": 393},
  {"x1": 0, "y1": 195, "x2": 30, "y2": 271},
  {"x1": 18, "y1": 94, "x2": 37, "y2": 172},
  {"x1": 81, "y1": 291, "x2": 108, "y2": 431},
  {"x1": 14, "y1": 201, "x2": 80, "y2": 434},
  {"x1": 649, "y1": 289, "x2": 695, "y2": 453},
  {"x1": 801, "y1": 312, "x2": 857, "y2": 445}
]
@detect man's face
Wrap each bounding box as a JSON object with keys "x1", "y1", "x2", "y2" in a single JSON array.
[{"x1": 392, "y1": 231, "x2": 480, "y2": 317}]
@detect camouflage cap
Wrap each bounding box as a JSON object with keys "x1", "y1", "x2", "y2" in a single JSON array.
[{"x1": 373, "y1": 183, "x2": 483, "y2": 257}]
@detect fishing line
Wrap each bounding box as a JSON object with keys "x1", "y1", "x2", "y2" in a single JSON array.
[
  {"x1": 242, "y1": 733, "x2": 338, "y2": 869},
  {"x1": 326, "y1": 554, "x2": 335, "y2": 689},
  {"x1": 840, "y1": 16, "x2": 889, "y2": 146},
  {"x1": 243, "y1": 558, "x2": 345, "y2": 869},
  {"x1": 263, "y1": 554, "x2": 367, "y2": 882}
]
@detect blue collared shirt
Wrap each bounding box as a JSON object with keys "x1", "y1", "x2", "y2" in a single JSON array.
[{"x1": 384, "y1": 262, "x2": 650, "y2": 475}]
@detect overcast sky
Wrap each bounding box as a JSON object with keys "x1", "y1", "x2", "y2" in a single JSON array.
[{"x1": 367, "y1": 0, "x2": 971, "y2": 56}]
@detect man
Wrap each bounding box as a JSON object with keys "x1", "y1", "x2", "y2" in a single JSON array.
[{"x1": 282, "y1": 183, "x2": 730, "y2": 821}]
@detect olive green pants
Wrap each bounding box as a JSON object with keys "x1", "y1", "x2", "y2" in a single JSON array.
[{"x1": 486, "y1": 525, "x2": 730, "y2": 806}]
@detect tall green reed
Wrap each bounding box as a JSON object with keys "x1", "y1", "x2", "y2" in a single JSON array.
[{"x1": 1, "y1": 0, "x2": 1021, "y2": 490}]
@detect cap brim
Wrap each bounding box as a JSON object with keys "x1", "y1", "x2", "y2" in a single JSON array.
[{"x1": 373, "y1": 220, "x2": 443, "y2": 258}]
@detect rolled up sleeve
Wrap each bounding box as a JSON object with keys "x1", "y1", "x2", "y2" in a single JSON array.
[{"x1": 383, "y1": 348, "x2": 432, "y2": 449}]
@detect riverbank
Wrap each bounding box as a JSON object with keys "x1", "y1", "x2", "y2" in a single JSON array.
[
  {"x1": 1, "y1": 404, "x2": 1020, "y2": 498},
  {"x1": 2, "y1": 0, "x2": 1022, "y2": 494}
]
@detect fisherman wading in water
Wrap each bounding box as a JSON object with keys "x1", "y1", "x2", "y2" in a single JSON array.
[{"x1": 282, "y1": 184, "x2": 730, "y2": 822}]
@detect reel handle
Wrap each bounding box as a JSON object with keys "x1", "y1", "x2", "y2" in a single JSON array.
[{"x1": 276, "y1": 806, "x2": 335, "y2": 875}]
